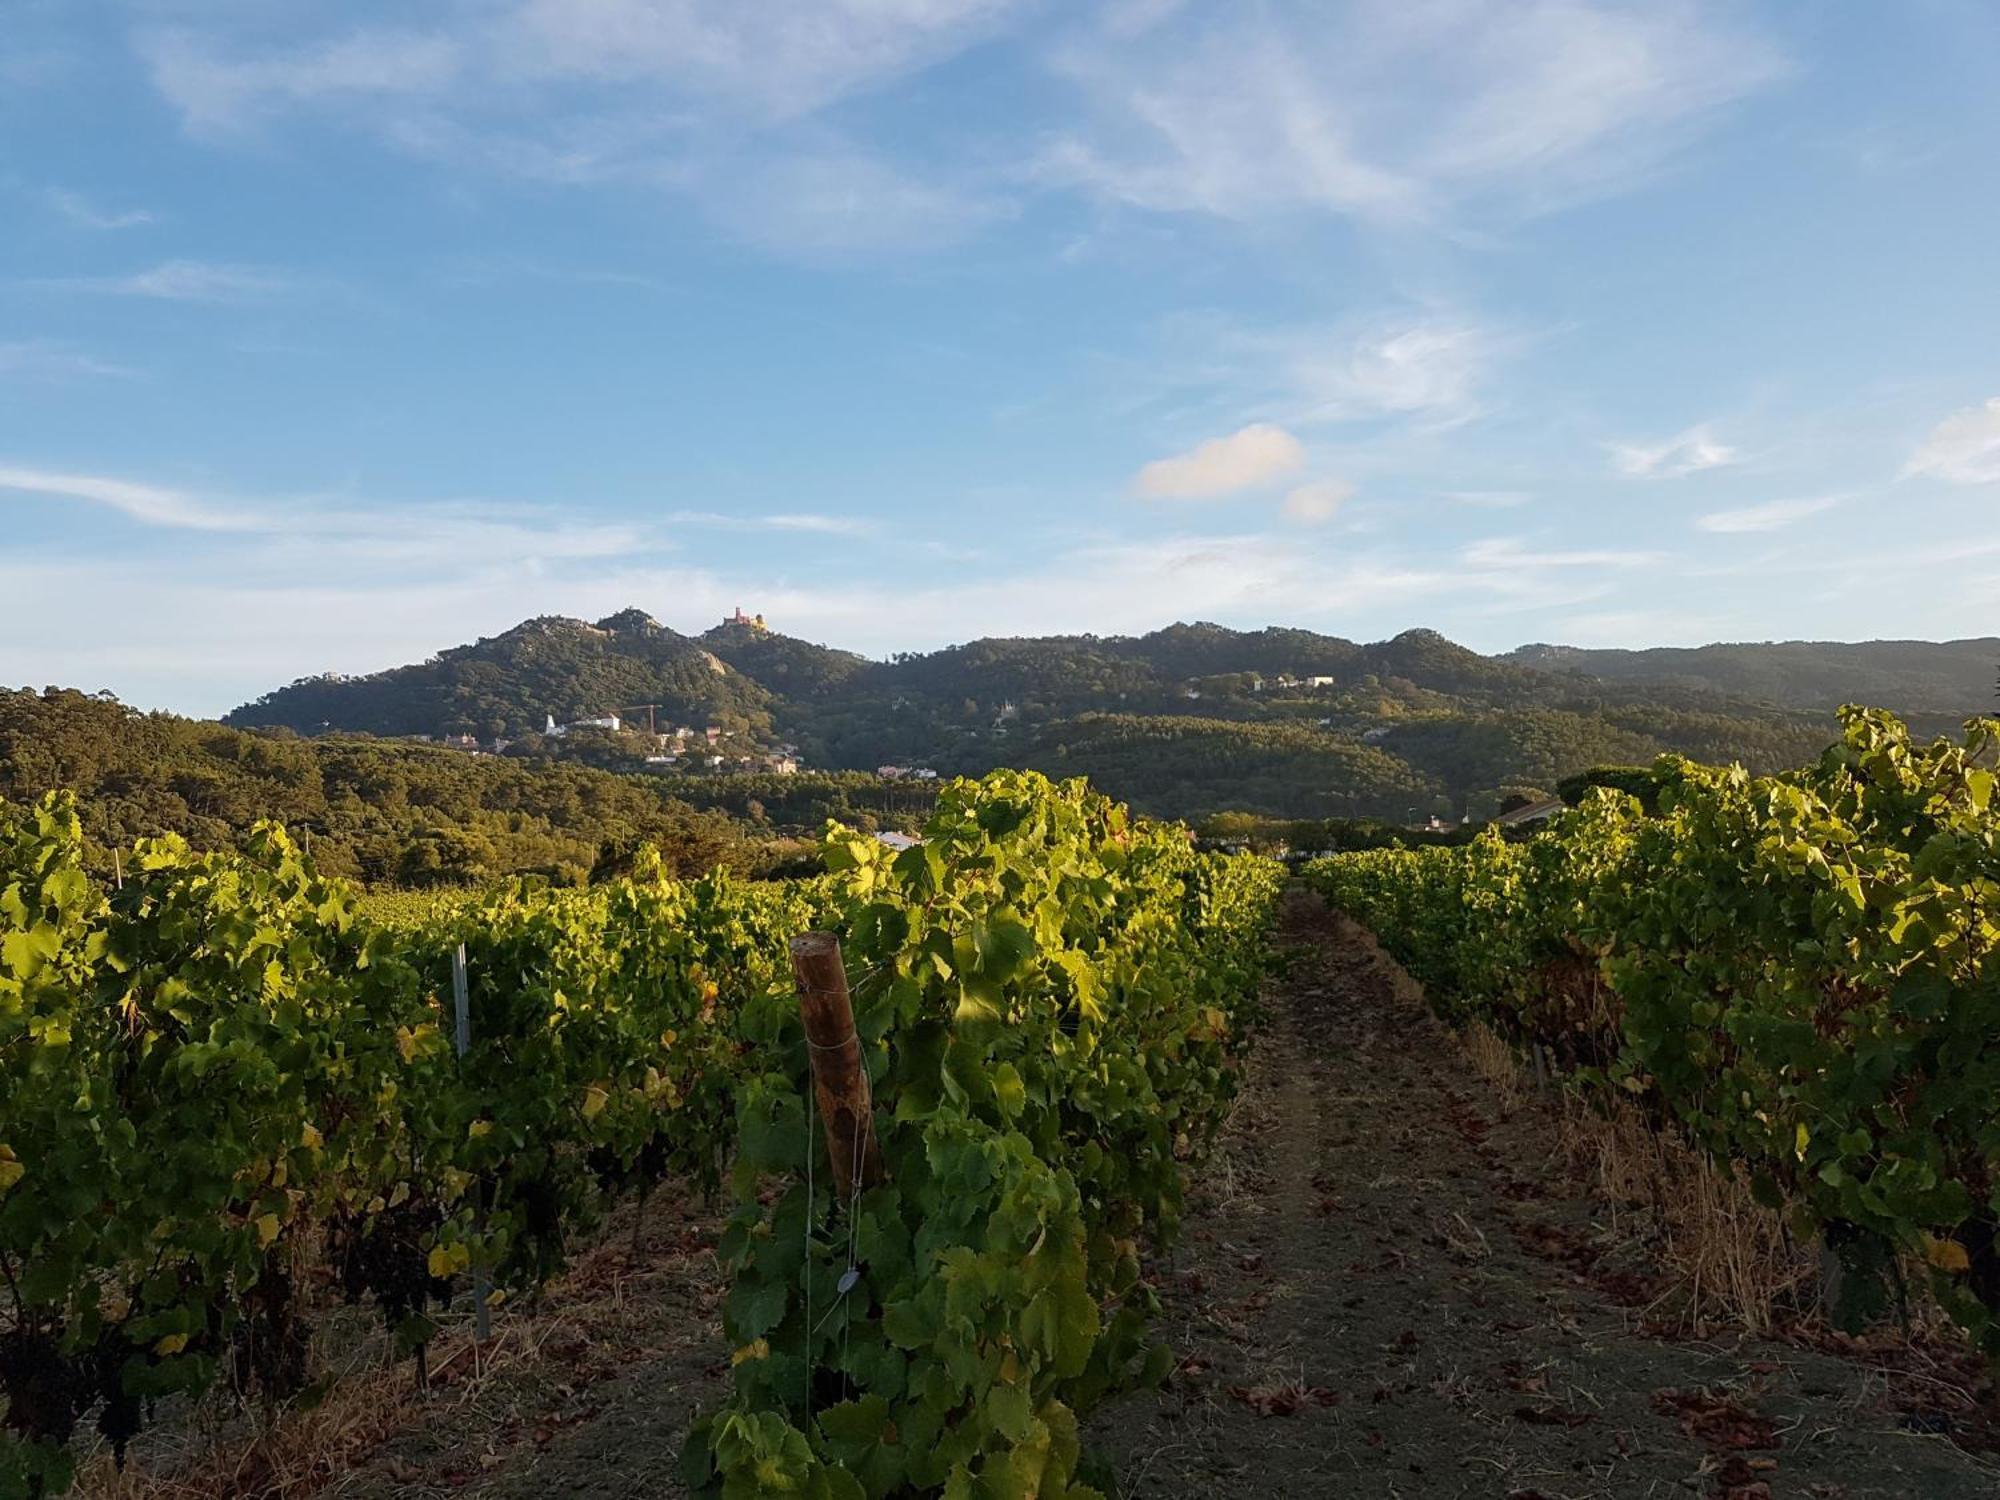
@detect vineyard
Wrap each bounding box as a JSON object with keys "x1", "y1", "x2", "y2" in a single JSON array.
[
  {"x1": 1306, "y1": 707, "x2": 2000, "y2": 1354},
  {"x1": 13, "y1": 709, "x2": 2000, "y2": 1498},
  {"x1": 0, "y1": 772, "x2": 1282, "y2": 1499}
]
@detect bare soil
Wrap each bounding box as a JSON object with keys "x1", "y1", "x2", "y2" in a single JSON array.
[{"x1": 1086, "y1": 890, "x2": 2000, "y2": 1499}]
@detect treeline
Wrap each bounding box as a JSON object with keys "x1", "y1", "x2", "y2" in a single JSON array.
[
  {"x1": 0, "y1": 689, "x2": 753, "y2": 886},
  {"x1": 641, "y1": 770, "x2": 938, "y2": 833},
  {"x1": 1004, "y1": 713, "x2": 1440, "y2": 821}
]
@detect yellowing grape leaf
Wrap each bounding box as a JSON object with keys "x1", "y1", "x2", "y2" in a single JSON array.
[{"x1": 1926, "y1": 1236, "x2": 1971, "y2": 1274}]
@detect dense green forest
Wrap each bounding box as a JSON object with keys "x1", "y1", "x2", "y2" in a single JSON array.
[
  {"x1": 0, "y1": 689, "x2": 756, "y2": 886},
  {"x1": 1506, "y1": 636, "x2": 2000, "y2": 720}
]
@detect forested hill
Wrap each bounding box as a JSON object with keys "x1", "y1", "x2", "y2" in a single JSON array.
[
  {"x1": 224, "y1": 610, "x2": 779, "y2": 740},
  {"x1": 0, "y1": 689, "x2": 935, "y2": 886},
  {"x1": 200, "y1": 610, "x2": 1974, "y2": 823},
  {"x1": 1506, "y1": 637, "x2": 2000, "y2": 719}
]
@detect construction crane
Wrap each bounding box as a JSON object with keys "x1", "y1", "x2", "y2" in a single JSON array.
[{"x1": 616, "y1": 703, "x2": 664, "y2": 735}]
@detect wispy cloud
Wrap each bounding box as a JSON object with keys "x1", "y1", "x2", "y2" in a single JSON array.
[
  {"x1": 499, "y1": 0, "x2": 1028, "y2": 120},
  {"x1": 668, "y1": 509, "x2": 880, "y2": 536},
  {"x1": 1128, "y1": 311, "x2": 1509, "y2": 438},
  {"x1": 1443, "y1": 489, "x2": 1532, "y2": 508},
  {"x1": 0, "y1": 341, "x2": 136, "y2": 381},
  {"x1": 1906, "y1": 397, "x2": 2000, "y2": 485},
  {"x1": 0, "y1": 466, "x2": 256, "y2": 530},
  {"x1": 1283, "y1": 318, "x2": 1501, "y2": 427},
  {"x1": 1607, "y1": 423, "x2": 1737, "y2": 479},
  {"x1": 1463, "y1": 537, "x2": 1660, "y2": 569},
  {"x1": 764, "y1": 512, "x2": 878, "y2": 536},
  {"x1": 1039, "y1": 0, "x2": 1783, "y2": 226},
  {"x1": 50, "y1": 259, "x2": 296, "y2": 304},
  {"x1": 143, "y1": 27, "x2": 463, "y2": 134},
  {"x1": 138, "y1": 9, "x2": 1021, "y2": 258},
  {"x1": 0, "y1": 463, "x2": 652, "y2": 564},
  {"x1": 1135, "y1": 424, "x2": 1305, "y2": 499},
  {"x1": 48, "y1": 189, "x2": 154, "y2": 230},
  {"x1": 1696, "y1": 495, "x2": 1840, "y2": 533},
  {"x1": 1282, "y1": 479, "x2": 1354, "y2": 526},
  {"x1": 701, "y1": 144, "x2": 1007, "y2": 258},
  {"x1": 122, "y1": 0, "x2": 1781, "y2": 272}
]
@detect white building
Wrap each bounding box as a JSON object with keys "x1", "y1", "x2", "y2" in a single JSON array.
[{"x1": 546, "y1": 712, "x2": 621, "y2": 737}]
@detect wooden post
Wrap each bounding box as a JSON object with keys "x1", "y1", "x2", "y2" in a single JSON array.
[
  {"x1": 452, "y1": 945, "x2": 492, "y2": 1344},
  {"x1": 790, "y1": 933, "x2": 885, "y2": 1200}
]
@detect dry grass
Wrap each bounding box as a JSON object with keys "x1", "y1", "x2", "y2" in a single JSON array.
[
  {"x1": 74, "y1": 1323, "x2": 472, "y2": 1500},
  {"x1": 1549, "y1": 1088, "x2": 1816, "y2": 1336},
  {"x1": 1455, "y1": 1020, "x2": 1815, "y2": 1336},
  {"x1": 69, "y1": 1193, "x2": 725, "y2": 1500},
  {"x1": 1461, "y1": 1022, "x2": 1529, "y2": 1117}
]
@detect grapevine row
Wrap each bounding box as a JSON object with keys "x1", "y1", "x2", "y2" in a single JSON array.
[
  {"x1": 686, "y1": 771, "x2": 1283, "y2": 1499},
  {"x1": 0, "y1": 772, "x2": 1282, "y2": 1498},
  {"x1": 1304, "y1": 708, "x2": 2000, "y2": 1351}
]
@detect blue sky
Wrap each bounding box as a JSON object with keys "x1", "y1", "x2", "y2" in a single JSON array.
[{"x1": 3, "y1": 0, "x2": 1998, "y2": 716}]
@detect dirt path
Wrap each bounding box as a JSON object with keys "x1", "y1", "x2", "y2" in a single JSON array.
[{"x1": 1086, "y1": 889, "x2": 1999, "y2": 1499}]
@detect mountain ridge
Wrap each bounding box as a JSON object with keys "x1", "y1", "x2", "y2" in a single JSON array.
[{"x1": 213, "y1": 609, "x2": 1994, "y2": 822}]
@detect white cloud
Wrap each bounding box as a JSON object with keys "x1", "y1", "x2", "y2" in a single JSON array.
[
  {"x1": 1287, "y1": 320, "x2": 1499, "y2": 426},
  {"x1": 1041, "y1": 20, "x2": 1420, "y2": 222},
  {"x1": 138, "y1": 9, "x2": 1018, "y2": 259},
  {"x1": 0, "y1": 466, "x2": 256, "y2": 530},
  {"x1": 667, "y1": 510, "x2": 879, "y2": 536},
  {"x1": 1282, "y1": 479, "x2": 1354, "y2": 525},
  {"x1": 48, "y1": 189, "x2": 154, "y2": 230},
  {"x1": 0, "y1": 342, "x2": 136, "y2": 381},
  {"x1": 1463, "y1": 537, "x2": 1659, "y2": 569},
  {"x1": 140, "y1": 3, "x2": 1020, "y2": 135},
  {"x1": 1129, "y1": 312, "x2": 1507, "y2": 436},
  {"x1": 143, "y1": 28, "x2": 463, "y2": 133},
  {"x1": 1135, "y1": 424, "x2": 1305, "y2": 499},
  {"x1": 1041, "y1": 0, "x2": 1783, "y2": 226},
  {"x1": 1607, "y1": 423, "x2": 1736, "y2": 478},
  {"x1": 763, "y1": 513, "x2": 877, "y2": 535},
  {"x1": 53, "y1": 259, "x2": 295, "y2": 304},
  {"x1": 120, "y1": 0, "x2": 1781, "y2": 274},
  {"x1": 0, "y1": 463, "x2": 651, "y2": 563},
  {"x1": 702, "y1": 145, "x2": 1006, "y2": 257},
  {"x1": 1443, "y1": 489, "x2": 1532, "y2": 508},
  {"x1": 501, "y1": 0, "x2": 1026, "y2": 119},
  {"x1": 1696, "y1": 496, "x2": 1839, "y2": 534},
  {"x1": 1906, "y1": 397, "x2": 2000, "y2": 485},
  {"x1": 1544, "y1": 608, "x2": 1724, "y2": 648}
]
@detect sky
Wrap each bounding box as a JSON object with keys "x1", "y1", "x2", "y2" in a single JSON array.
[{"x1": 3, "y1": 0, "x2": 1999, "y2": 718}]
